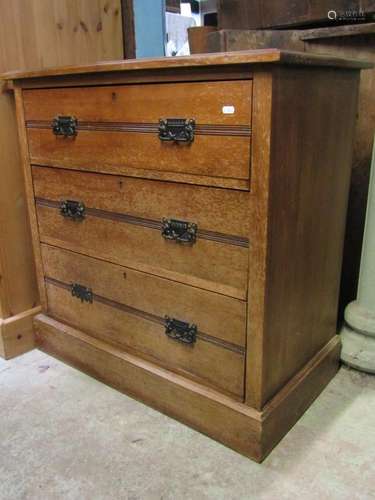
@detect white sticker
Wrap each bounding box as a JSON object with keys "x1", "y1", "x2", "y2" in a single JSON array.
[{"x1": 222, "y1": 105, "x2": 235, "y2": 114}]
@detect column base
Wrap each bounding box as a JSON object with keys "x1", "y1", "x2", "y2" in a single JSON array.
[{"x1": 341, "y1": 301, "x2": 375, "y2": 374}]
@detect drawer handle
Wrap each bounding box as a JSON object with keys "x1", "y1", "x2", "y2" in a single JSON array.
[
  {"x1": 52, "y1": 115, "x2": 77, "y2": 137},
  {"x1": 161, "y1": 218, "x2": 197, "y2": 244},
  {"x1": 70, "y1": 283, "x2": 93, "y2": 304},
  {"x1": 158, "y1": 118, "x2": 195, "y2": 143},
  {"x1": 165, "y1": 316, "x2": 197, "y2": 344},
  {"x1": 60, "y1": 200, "x2": 86, "y2": 221}
]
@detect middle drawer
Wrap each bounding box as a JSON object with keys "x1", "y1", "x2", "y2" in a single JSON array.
[{"x1": 33, "y1": 166, "x2": 250, "y2": 299}]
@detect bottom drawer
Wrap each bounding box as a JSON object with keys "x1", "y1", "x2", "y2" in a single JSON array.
[{"x1": 41, "y1": 244, "x2": 246, "y2": 398}]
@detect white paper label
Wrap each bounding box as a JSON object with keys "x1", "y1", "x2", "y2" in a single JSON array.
[{"x1": 222, "y1": 105, "x2": 235, "y2": 115}]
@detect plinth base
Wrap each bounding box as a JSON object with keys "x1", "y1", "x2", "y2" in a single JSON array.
[{"x1": 34, "y1": 313, "x2": 340, "y2": 462}]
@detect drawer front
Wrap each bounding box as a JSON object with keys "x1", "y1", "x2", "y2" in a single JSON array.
[
  {"x1": 33, "y1": 167, "x2": 249, "y2": 299},
  {"x1": 24, "y1": 81, "x2": 252, "y2": 185},
  {"x1": 42, "y1": 245, "x2": 245, "y2": 397},
  {"x1": 42, "y1": 244, "x2": 246, "y2": 347},
  {"x1": 23, "y1": 81, "x2": 252, "y2": 124}
]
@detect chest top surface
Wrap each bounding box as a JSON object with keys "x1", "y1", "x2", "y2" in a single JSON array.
[{"x1": 1, "y1": 49, "x2": 371, "y2": 86}]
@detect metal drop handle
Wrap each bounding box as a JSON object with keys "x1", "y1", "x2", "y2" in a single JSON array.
[
  {"x1": 52, "y1": 115, "x2": 77, "y2": 137},
  {"x1": 161, "y1": 218, "x2": 197, "y2": 244},
  {"x1": 158, "y1": 118, "x2": 195, "y2": 143},
  {"x1": 165, "y1": 316, "x2": 197, "y2": 344},
  {"x1": 60, "y1": 200, "x2": 86, "y2": 221}
]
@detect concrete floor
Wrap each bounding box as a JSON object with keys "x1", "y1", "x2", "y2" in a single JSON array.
[{"x1": 1, "y1": 350, "x2": 375, "y2": 500}]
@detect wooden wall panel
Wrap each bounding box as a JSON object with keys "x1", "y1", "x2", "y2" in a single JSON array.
[
  {"x1": 218, "y1": 0, "x2": 375, "y2": 30},
  {"x1": 0, "y1": 86, "x2": 38, "y2": 318},
  {"x1": 121, "y1": 0, "x2": 136, "y2": 59},
  {"x1": 0, "y1": 0, "x2": 124, "y2": 358},
  {"x1": 0, "y1": 0, "x2": 124, "y2": 73},
  {"x1": 0, "y1": 85, "x2": 41, "y2": 359}
]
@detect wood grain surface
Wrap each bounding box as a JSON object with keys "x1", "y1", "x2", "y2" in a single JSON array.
[
  {"x1": 28, "y1": 128, "x2": 251, "y2": 181},
  {"x1": 0, "y1": 0, "x2": 123, "y2": 73},
  {"x1": 245, "y1": 70, "x2": 273, "y2": 409},
  {"x1": 218, "y1": 0, "x2": 375, "y2": 30},
  {"x1": 0, "y1": 88, "x2": 38, "y2": 319},
  {"x1": 23, "y1": 81, "x2": 252, "y2": 125},
  {"x1": 25, "y1": 81, "x2": 252, "y2": 182},
  {"x1": 11, "y1": 53, "x2": 361, "y2": 459},
  {"x1": 36, "y1": 204, "x2": 249, "y2": 300},
  {"x1": 32, "y1": 166, "x2": 250, "y2": 238},
  {"x1": 14, "y1": 87, "x2": 48, "y2": 309},
  {"x1": 41, "y1": 244, "x2": 247, "y2": 347},
  {"x1": 255, "y1": 66, "x2": 359, "y2": 406},
  {"x1": 0, "y1": 306, "x2": 41, "y2": 359},
  {"x1": 2, "y1": 49, "x2": 371, "y2": 82},
  {"x1": 45, "y1": 279, "x2": 245, "y2": 398},
  {"x1": 34, "y1": 314, "x2": 340, "y2": 461}
]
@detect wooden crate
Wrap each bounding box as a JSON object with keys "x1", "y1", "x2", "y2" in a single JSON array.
[
  {"x1": 218, "y1": 0, "x2": 375, "y2": 29},
  {"x1": 208, "y1": 23, "x2": 375, "y2": 319}
]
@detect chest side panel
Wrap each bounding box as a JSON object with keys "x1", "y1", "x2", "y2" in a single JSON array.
[{"x1": 258, "y1": 66, "x2": 358, "y2": 406}]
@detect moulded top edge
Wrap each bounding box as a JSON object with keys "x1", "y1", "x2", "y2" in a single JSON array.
[{"x1": 0, "y1": 48, "x2": 372, "y2": 83}]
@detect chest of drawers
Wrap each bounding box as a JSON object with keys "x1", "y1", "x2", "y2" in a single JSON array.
[{"x1": 5, "y1": 50, "x2": 368, "y2": 461}]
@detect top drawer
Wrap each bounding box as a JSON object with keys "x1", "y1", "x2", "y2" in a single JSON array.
[{"x1": 23, "y1": 81, "x2": 252, "y2": 189}]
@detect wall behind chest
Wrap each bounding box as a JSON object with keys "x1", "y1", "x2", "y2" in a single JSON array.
[
  {"x1": 0, "y1": 0, "x2": 124, "y2": 73},
  {"x1": 0, "y1": 0, "x2": 125, "y2": 359}
]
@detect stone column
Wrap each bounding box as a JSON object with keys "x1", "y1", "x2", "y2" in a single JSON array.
[{"x1": 341, "y1": 136, "x2": 375, "y2": 373}]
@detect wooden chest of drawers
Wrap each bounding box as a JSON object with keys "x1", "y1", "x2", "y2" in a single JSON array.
[{"x1": 5, "y1": 50, "x2": 369, "y2": 461}]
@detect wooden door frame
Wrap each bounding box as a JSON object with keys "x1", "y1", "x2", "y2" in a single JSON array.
[{"x1": 121, "y1": 0, "x2": 136, "y2": 59}]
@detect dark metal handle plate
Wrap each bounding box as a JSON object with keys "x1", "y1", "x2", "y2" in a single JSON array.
[
  {"x1": 52, "y1": 116, "x2": 77, "y2": 137},
  {"x1": 161, "y1": 218, "x2": 197, "y2": 244},
  {"x1": 70, "y1": 283, "x2": 93, "y2": 303},
  {"x1": 158, "y1": 118, "x2": 195, "y2": 143},
  {"x1": 60, "y1": 200, "x2": 86, "y2": 221},
  {"x1": 165, "y1": 316, "x2": 197, "y2": 344}
]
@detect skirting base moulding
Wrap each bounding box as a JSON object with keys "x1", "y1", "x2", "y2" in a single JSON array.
[
  {"x1": 0, "y1": 307, "x2": 41, "y2": 360},
  {"x1": 35, "y1": 314, "x2": 341, "y2": 462}
]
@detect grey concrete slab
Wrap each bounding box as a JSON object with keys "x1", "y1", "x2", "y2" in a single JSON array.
[{"x1": 1, "y1": 350, "x2": 374, "y2": 500}]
